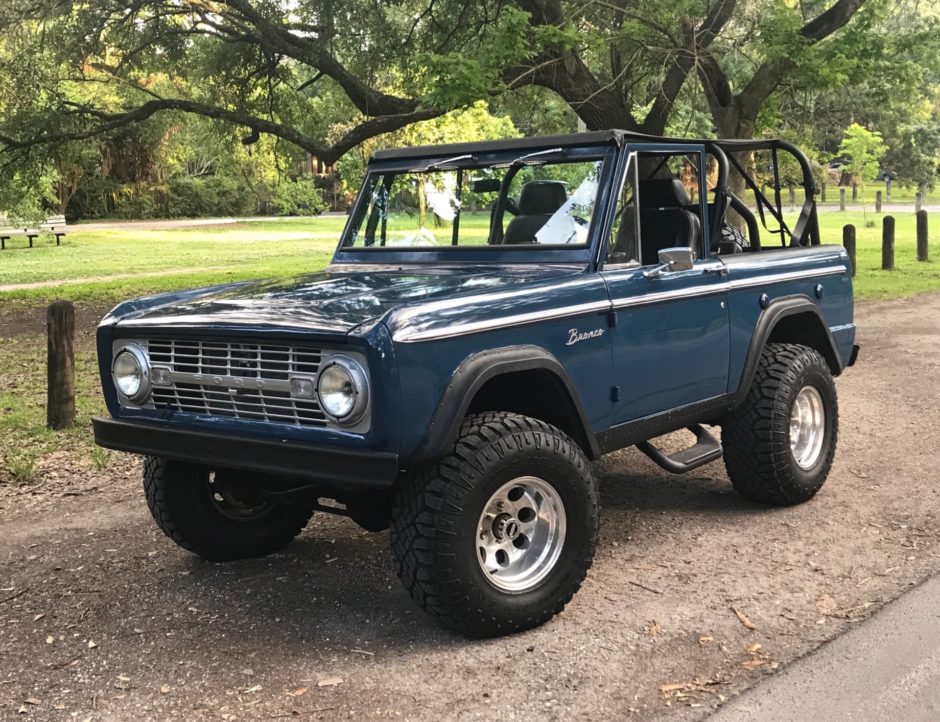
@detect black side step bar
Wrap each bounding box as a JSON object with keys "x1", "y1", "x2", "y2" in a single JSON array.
[{"x1": 636, "y1": 424, "x2": 723, "y2": 474}]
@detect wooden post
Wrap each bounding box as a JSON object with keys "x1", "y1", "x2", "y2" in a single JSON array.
[
  {"x1": 788, "y1": 185, "x2": 796, "y2": 210},
  {"x1": 882, "y1": 216, "x2": 895, "y2": 271},
  {"x1": 839, "y1": 187, "x2": 846, "y2": 211},
  {"x1": 875, "y1": 190, "x2": 882, "y2": 213},
  {"x1": 820, "y1": 181, "x2": 827, "y2": 202},
  {"x1": 917, "y1": 210, "x2": 929, "y2": 262},
  {"x1": 843, "y1": 224, "x2": 857, "y2": 278},
  {"x1": 852, "y1": 183, "x2": 858, "y2": 202},
  {"x1": 47, "y1": 300, "x2": 76, "y2": 430},
  {"x1": 916, "y1": 192, "x2": 923, "y2": 214}
]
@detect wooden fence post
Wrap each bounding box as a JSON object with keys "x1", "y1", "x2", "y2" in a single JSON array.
[
  {"x1": 47, "y1": 300, "x2": 75, "y2": 430},
  {"x1": 917, "y1": 210, "x2": 929, "y2": 262},
  {"x1": 788, "y1": 185, "x2": 796, "y2": 210},
  {"x1": 843, "y1": 224, "x2": 857, "y2": 278},
  {"x1": 839, "y1": 188, "x2": 846, "y2": 211},
  {"x1": 820, "y1": 181, "x2": 826, "y2": 203},
  {"x1": 915, "y1": 192, "x2": 923, "y2": 214},
  {"x1": 852, "y1": 183, "x2": 858, "y2": 202},
  {"x1": 882, "y1": 216, "x2": 895, "y2": 271},
  {"x1": 875, "y1": 190, "x2": 882, "y2": 213}
]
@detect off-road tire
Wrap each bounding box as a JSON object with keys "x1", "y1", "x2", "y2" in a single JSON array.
[
  {"x1": 722, "y1": 343, "x2": 838, "y2": 505},
  {"x1": 143, "y1": 457, "x2": 314, "y2": 561},
  {"x1": 390, "y1": 412, "x2": 599, "y2": 638}
]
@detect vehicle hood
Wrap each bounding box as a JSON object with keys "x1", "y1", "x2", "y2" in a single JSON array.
[{"x1": 110, "y1": 265, "x2": 586, "y2": 336}]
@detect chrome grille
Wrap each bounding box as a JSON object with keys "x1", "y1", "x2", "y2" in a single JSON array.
[{"x1": 145, "y1": 339, "x2": 327, "y2": 427}]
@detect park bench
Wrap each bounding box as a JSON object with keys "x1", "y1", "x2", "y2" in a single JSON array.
[{"x1": 0, "y1": 215, "x2": 68, "y2": 250}]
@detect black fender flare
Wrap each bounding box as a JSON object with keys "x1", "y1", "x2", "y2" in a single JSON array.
[
  {"x1": 407, "y1": 345, "x2": 600, "y2": 464},
  {"x1": 734, "y1": 295, "x2": 842, "y2": 406}
]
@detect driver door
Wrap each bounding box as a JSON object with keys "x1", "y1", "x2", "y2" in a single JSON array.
[{"x1": 601, "y1": 147, "x2": 730, "y2": 425}]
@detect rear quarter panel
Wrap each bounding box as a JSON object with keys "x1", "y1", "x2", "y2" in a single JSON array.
[{"x1": 723, "y1": 245, "x2": 855, "y2": 389}]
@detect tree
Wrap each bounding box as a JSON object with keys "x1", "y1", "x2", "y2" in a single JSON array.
[
  {"x1": 0, "y1": 0, "x2": 901, "y2": 181},
  {"x1": 695, "y1": 0, "x2": 868, "y2": 141},
  {"x1": 837, "y1": 123, "x2": 886, "y2": 185}
]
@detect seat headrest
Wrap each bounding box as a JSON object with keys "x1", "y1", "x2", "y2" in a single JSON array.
[
  {"x1": 640, "y1": 178, "x2": 691, "y2": 209},
  {"x1": 518, "y1": 181, "x2": 567, "y2": 215}
]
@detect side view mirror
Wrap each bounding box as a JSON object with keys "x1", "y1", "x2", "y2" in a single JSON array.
[
  {"x1": 471, "y1": 178, "x2": 501, "y2": 193},
  {"x1": 643, "y1": 247, "x2": 695, "y2": 279}
]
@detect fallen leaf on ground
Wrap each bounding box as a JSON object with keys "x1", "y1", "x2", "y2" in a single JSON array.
[
  {"x1": 159, "y1": 686, "x2": 170, "y2": 694},
  {"x1": 648, "y1": 621, "x2": 661, "y2": 638},
  {"x1": 817, "y1": 594, "x2": 837, "y2": 615},
  {"x1": 288, "y1": 687, "x2": 308, "y2": 697},
  {"x1": 732, "y1": 606, "x2": 757, "y2": 630},
  {"x1": 746, "y1": 642, "x2": 762, "y2": 654},
  {"x1": 742, "y1": 659, "x2": 767, "y2": 670},
  {"x1": 24, "y1": 698, "x2": 41, "y2": 705},
  {"x1": 317, "y1": 676, "x2": 343, "y2": 687},
  {"x1": 660, "y1": 682, "x2": 691, "y2": 693}
]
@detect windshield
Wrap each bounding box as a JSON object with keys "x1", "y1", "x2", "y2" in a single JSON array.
[{"x1": 343, "y1": 155, "x2": 604, "y2": 250}]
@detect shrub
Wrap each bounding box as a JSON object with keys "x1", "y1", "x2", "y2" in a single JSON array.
[
  {"x1": 165, "y1": 176, "x2": 255, "y2": 217},
  {"x1": 269, "y1": 179, "x2": 327, "y2": 216}
]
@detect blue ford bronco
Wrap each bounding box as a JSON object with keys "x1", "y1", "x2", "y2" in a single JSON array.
[{"x1": 94, "y1": 130, "x2": 858, "y2": 637}]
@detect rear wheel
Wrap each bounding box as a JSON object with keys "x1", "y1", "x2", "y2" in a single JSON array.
[
  {"x1": 143, "y1": 457, "x2": 315, "y2": 561},
  {"x1": 390, "y1": 412, "x2": 599, "y2": 638},
  {"x1": 722, "y1": 343, "x2": 838, "y2": 505}
]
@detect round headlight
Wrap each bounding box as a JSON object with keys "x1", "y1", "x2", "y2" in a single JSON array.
[
  {"x1": 112, "y1": 344, "x2": 151, "y2": 403},
  {"x1": 317, "y1": 355, "x2": 368, "y2": 425}
]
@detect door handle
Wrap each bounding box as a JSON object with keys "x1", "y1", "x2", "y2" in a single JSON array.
[{"x1": 698, "y1": 261, "x2": 728, "y2": 277}]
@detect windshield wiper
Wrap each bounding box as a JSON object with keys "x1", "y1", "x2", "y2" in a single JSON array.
[
  {"x1": 492, "y1": 147, "x2": 564, "y2": 169},
  {"x1": 417, "y1": 154, "x2": 474, "y2": 172}
]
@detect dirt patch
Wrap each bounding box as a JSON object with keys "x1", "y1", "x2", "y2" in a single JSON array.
[{"x1": 1, "y1": 294, "x2": 939, "y2": 721}]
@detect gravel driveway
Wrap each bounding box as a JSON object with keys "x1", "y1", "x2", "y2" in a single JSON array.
[{"x1": 1, "y1": 294, "x2": 939, "y2": 721}]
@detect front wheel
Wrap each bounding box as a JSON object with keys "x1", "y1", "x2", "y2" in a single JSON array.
[
  {"x1": 722, "y1": 343, "x2": 839, "y2": 505},
  {"x1": 143, "y1": 457, "x2": 315, "y2": 561},
  {"x1": 390, "y1": 412, "x2": 599, "y2": 638}
]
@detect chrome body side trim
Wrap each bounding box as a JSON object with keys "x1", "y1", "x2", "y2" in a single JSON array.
[
  {"x1": 727, "y1": 265, "x2": 846, "y2": 290},
  {"x1": 391, "y1": 265, "x2": 847, "y2": 343},
  {"x1": 392, "y1": 300, "x2": 611, "y2": 343}
]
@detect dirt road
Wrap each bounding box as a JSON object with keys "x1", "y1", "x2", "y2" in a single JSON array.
[{"x1": 1, "y1": 294, "x2": 939, "y2": 721}]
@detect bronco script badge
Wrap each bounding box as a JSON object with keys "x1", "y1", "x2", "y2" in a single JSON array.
[{"x1": 566, "y1": 328, "x2": 605, "y2": 346}]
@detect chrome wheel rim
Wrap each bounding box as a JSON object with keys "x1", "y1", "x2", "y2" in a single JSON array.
[
  {"x1": 476, "y1": 477, "x2": 566, "y2": 593},
  {"x1": 789, "y1": 386, "x2": 826, "y2": 470}
]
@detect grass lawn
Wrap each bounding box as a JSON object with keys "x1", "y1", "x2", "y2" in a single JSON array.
[{"x1": 0, "y1": 208, "x2": 936, "y2": 303}]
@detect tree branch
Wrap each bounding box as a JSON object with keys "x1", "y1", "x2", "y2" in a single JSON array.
[
  {"x1": 220, "y1": 0, "x2": 419, "y2": 116},
  {"x1": 642, "y1": 0, "x2": 737, "y2": 135},
  {"x1": 0, "y1": 98, "x2": 444, "y2": 164}
]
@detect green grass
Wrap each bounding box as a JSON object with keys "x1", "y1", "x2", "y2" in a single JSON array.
[
  {"x1": 812, "y1": 211, "x2": 937, "y2": 299},
  {"x1": 0, "y1": 217, "x2": 346, "y2": 303},
  {"x1": 0, "y1": 342, "x2": 107, "y2": 484},
  {"x1": 1, "y1": 209, "x2": 936, "y2": 304}
]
